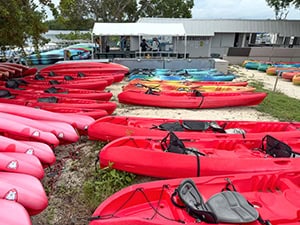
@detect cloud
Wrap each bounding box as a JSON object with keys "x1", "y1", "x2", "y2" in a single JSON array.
[{"x1": 192, "y1": 0, "x2": 300, "y2": 19}]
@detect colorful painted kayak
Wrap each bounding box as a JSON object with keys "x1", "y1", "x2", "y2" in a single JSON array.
[
  {"x1": 0, "y1": 135, "x2": 55, "y2": 165},
  {"x1": 0, "y1": 172, "x2": 48, "y2": 215},
  {"x1": 89, "y1": 170, "x2": 300, "y2": 225},
  {"x1": 0, "y1": 112, "x2": 79, "y2": 144},
  {"x1": 88, "y1": 116, "x2": 300, "y2": 142},
  {"x1": 0, "y1": 103, "x2": 95, "y2": 131},
  {"x1": 0, "y1": 200, "x2": 32, "y2": 225},
  {"x1": 98, "y1": 133, "x2": 300, "y2": 178},
  {"x1": 118, "y1": 90, "x2": 267, "y2": 109},
  {"x1": 0, "y1": 152, "x2": 44, "y2": 179},
  {"x1": 0, "y1": 117, "x2": 59, "y2": 147},
  {"x1": 128, "y1": 73, "x2": 236, "y2": 82},
  {"x1": 128, "y1": 79, "x2": 249, "y2": 87},
  {"x1": 122, "y1": 83, "x2": 255, "y2": 93}
]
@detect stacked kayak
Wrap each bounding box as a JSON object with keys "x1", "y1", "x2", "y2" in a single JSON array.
[
  {"x1": 127, "y1": 68, "x2": 236, "y2": 82},
  {"x1": 128, "y1": 78, "x2": 249, "y2": 87},
  {"x1": 123, "y1": 82, "x2": 256, "y2": 93},
  {"x1": 0, "y1": 62, "x2": 37, "y2": 79},
  {"x1": 0, "y1": 89, "x2": 117, "y2": 115},
  {"x1": 0, "y1": 101, "x2": 98, "y2": 222},
  {"x1": 118, "y1": 89, "x2": 267, "y2": 109},
  {"x1": 89, "y1": 170, "x2": 300, "y2": 225}
]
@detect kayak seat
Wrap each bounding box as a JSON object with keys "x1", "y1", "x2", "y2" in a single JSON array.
[
  {"x1": 182, "y1": 121, "x2": 210, "y2": 131},
  {"x1": 48, "y1": 71, "x2": 57, "y2": 77},
  {"x1": 193, "y1": 90, "x2": 203, "y2": 97},
  {"x1": 34, "y1": 74, "x2": 45, "y2": 80},
  {"x1": 262, "y1": 135, "x2": 300, "y2": 158},
  {"x1": 176, "y1": 179, "x2": 259, "y2": 223},
  {"x1": 14, "y1": 79, "x2": 28, "y2": 85},
  {"x1": 37, "y1": 96, "x2": 58, "y2": 103},
  {"x1": 158, "y1": 121, "x2": 185, "y2": 131},
  {"x1": 64, "y1": 76, "x2": 74, "y2": 81},
  {"x1": 44, "y1": 87, "x2": 59, "y2": 93},
  {"x1": 77, "y1": 72, "x2": 86, "y2": 77},
  {"x1": 5, "y1": 80, "x2": 20, "y2": 89},
  {"x1": 49, "y1": 80, "x2": 61, "y2": 85},
  {"x1": 145, "y1": 88, "x2": 159, "y2": 95},
  {"x1": 0, "y1": 90, "x2": 14, "y2": 99}
]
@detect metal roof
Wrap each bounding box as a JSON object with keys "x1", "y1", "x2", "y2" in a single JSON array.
[
  {"x1": 92, "y1": 22, "x2": 186, "y2": 36},
  {"x1": 138, "y1": 18, "x2": 300, "y2": 36}
]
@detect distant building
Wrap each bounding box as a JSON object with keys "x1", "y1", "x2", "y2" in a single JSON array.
[{"x1": 137, "y1": 18, "x2": 300, "y2": 59}]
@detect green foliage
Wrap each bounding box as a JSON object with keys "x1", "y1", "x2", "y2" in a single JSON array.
[
  {"x1": 0, "y1": 0, "x2": 49, "y2": 50},
  {"x1": 250, "y1": 81, "x2": 300, "y2": 121},
  {"x1": 55, "y1": 31, "x2": 92, "y2": 41},
  {"x1": 138, "y1": 0, "x2": 194, "y2": 18},
  {"x1": 83, "y1": 165, "x2": 137, "y2": 210},
  {"x1": 266, "y1": 0, "x2": 300, "y2": 19}
]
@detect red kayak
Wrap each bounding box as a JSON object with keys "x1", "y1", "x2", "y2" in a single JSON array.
[
  {"x1": 99, "y1": 133, "x2": 300, "y2": 178},
  {"x1": 0, "y1": 172, "x2": 48, "y2": 215},
  {"x1": 0, "y1": 93, "x2": 117, "y2": 115},
  {"x1": 89, "y1": 170, "x2": 300, "y2": 225},
  {"x1": 24, "y1": 73, "x2": 114, "y2": 86},
  {"x1": 36, "y1": 106, "x2": 109, "y2": 120},
  {"x1": 118, "y1": 90, "x2": 267, "y2": 109},
  {"x1": 0, "y1": 117, "x2": 59, "y2": 147},
  {"x1": 0, "y1": 152, "x2": 44, "y2": 179},
  {"x1": 1, "y1": 62, "x2": 38, "y2": 76},
  {"x1": 0, "y1": 200, "x2": 32, "y2": 225},
  {"x1": 40, "y1": 61, "x2": 129, "y2": 74},
  {"x1": 0, "y1": 112, "x2": 79, "y2": 144},
  {"x1": 3, "y1": 85, "x2": 113, "y2": 101},
  {"x1": 8, "y1": 78, "x2": 109, "y2": 90},
  {"x1": 0, "y1": 135, "x2": 55, "y2": 165},
  {"x1": 0, "y1": 103, "x2": 95, "y2": 131},
  {"x1": 88, "y1": 116, "x2": 300, "y2": 141}
]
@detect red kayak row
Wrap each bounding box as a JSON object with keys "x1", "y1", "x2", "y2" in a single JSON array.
[{"x1": 0, "y1": 62, "x2": 38, "y2": 78}]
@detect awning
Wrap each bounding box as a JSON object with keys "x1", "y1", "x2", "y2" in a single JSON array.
[{"x1": 92, "y1": 22, "x2": 186, "y2": 36}]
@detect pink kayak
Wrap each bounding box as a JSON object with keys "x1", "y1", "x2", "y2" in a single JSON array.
[
  {"x1": 0, "y1": 112, "x2": 79, "y2": 144},
  {"x1": 0, "y1": 172, "x2": 48, "y2": 215},
  {"x1": 0, "y1": 117, "x2": 59, "y2": 147},
  {"x1": 0, "y1": 103, "x2": 95, "y2": 131},
  {"x1": 0, "y1": 200, "x2": 32, "y2": 225},
  {"x1": 0, "y1": 152, "x2": 44, "y2": 179},
  {"x1": 0, "y1": 136, "x2": 55, "y2": 166}
]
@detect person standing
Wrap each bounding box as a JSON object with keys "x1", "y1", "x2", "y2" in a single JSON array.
[
  {"x1": 140, "y1": 39, "x2": 151, "y2": 52},
  {"x1": 152, "y1": 37, "x2": 160, "y2": 51}
]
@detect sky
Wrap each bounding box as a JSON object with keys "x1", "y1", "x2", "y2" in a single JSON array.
[
  {"x1": 46, "y1": 0, "x2": 300, "y2": 20},
  {"x1": 191, "y1": 0, "x2": 300, "y2": 19}
]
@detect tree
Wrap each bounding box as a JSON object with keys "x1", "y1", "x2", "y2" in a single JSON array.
[
  {"x1": 138, "y1": 0, "x2": 194, "y2": 18},
  {"x1": 0, "y1": 0, "x2": 53, "y2": 56},
  {"x1": 266, "y1": 0, "x2": 300, "y2": 19}
]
